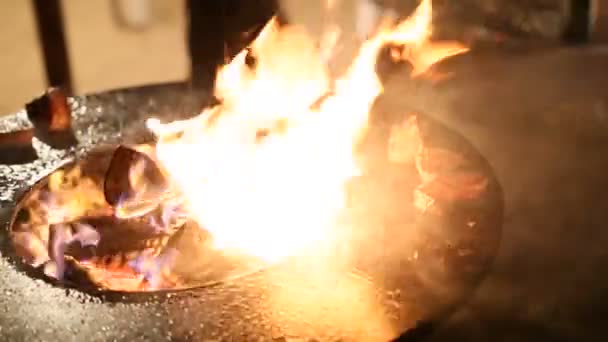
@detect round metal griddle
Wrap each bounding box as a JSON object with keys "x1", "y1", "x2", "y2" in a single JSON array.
[
  {"x1": 1, "y1": 44, "x2": 608, "y2": 341},
  {"x1": 0, "y1": 79, "x2": 502, "y2": 340},
  {"x1": 0, "y1": 73, "x2": 504, "y2": 341}
]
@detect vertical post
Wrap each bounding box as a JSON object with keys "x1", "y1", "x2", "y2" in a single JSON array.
[
  {"x1": 563, "y1": 0, "x2": 592, "y2": 44},
  {"x1": 31, "y1": 0, "x2": 73, "y2": 93},
  {"x1": 186, "y1": 0, "x2": 225, "y2": 90}
]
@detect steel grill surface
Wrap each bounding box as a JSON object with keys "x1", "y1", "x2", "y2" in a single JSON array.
[{"x1": 0, "y1": 45, "x2": 607, "y2": 341}]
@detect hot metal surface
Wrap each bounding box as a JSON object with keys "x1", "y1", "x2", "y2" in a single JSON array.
[
  {"x1": 0, "y1": 80, "x2": 502, "y2": 340},
  {"x1": 0, "y1": 45, "x2": 607, "y2": 341}
]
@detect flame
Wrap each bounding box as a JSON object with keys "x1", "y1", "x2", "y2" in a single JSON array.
[{"x1": 146, "y1": 0, "x2": 466, "y2": 263}]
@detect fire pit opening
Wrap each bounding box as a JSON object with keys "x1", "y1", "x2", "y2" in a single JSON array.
[{"x1": 7, "y1": 147, "x2": 268, "y2": 292}]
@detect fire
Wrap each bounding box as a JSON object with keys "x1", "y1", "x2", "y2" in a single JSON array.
[{"x1": 146, "y1": 0, "x2": 466, "y2": 263}]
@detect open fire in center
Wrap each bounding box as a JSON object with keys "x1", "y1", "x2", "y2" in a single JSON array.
[{"x1": 144, "y1": 0, "x2": 467, "y2": 262}]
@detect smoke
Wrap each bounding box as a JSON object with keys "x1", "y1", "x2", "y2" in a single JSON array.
[{"x1": 278, "y1": 0, "x2": 396, "y2": 77}]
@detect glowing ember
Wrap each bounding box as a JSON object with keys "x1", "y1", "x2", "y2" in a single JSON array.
[{"x1": 145, "y1": 0, "x2": 468, "y2": 263}]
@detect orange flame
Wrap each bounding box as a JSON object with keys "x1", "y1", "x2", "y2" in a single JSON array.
[{"x1": 146, "y1": 0, "x2": 466, "y2": 263}]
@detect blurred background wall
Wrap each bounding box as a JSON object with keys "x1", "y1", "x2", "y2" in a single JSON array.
[
  {"x1": 0, "y1": 0, "x2": 188, "y2": 115},
  {"x1": 0, "y1": 0, "x2": 584, "y2": 116}
]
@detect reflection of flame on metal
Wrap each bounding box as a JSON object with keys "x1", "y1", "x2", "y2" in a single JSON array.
[{"x1": 265, "y1": 260, "x2": 396, "y2": 340}]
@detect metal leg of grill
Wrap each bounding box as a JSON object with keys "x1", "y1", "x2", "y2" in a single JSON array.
[{"x1": 31, "y1": 0, "x2": 73, "y2": 94}]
